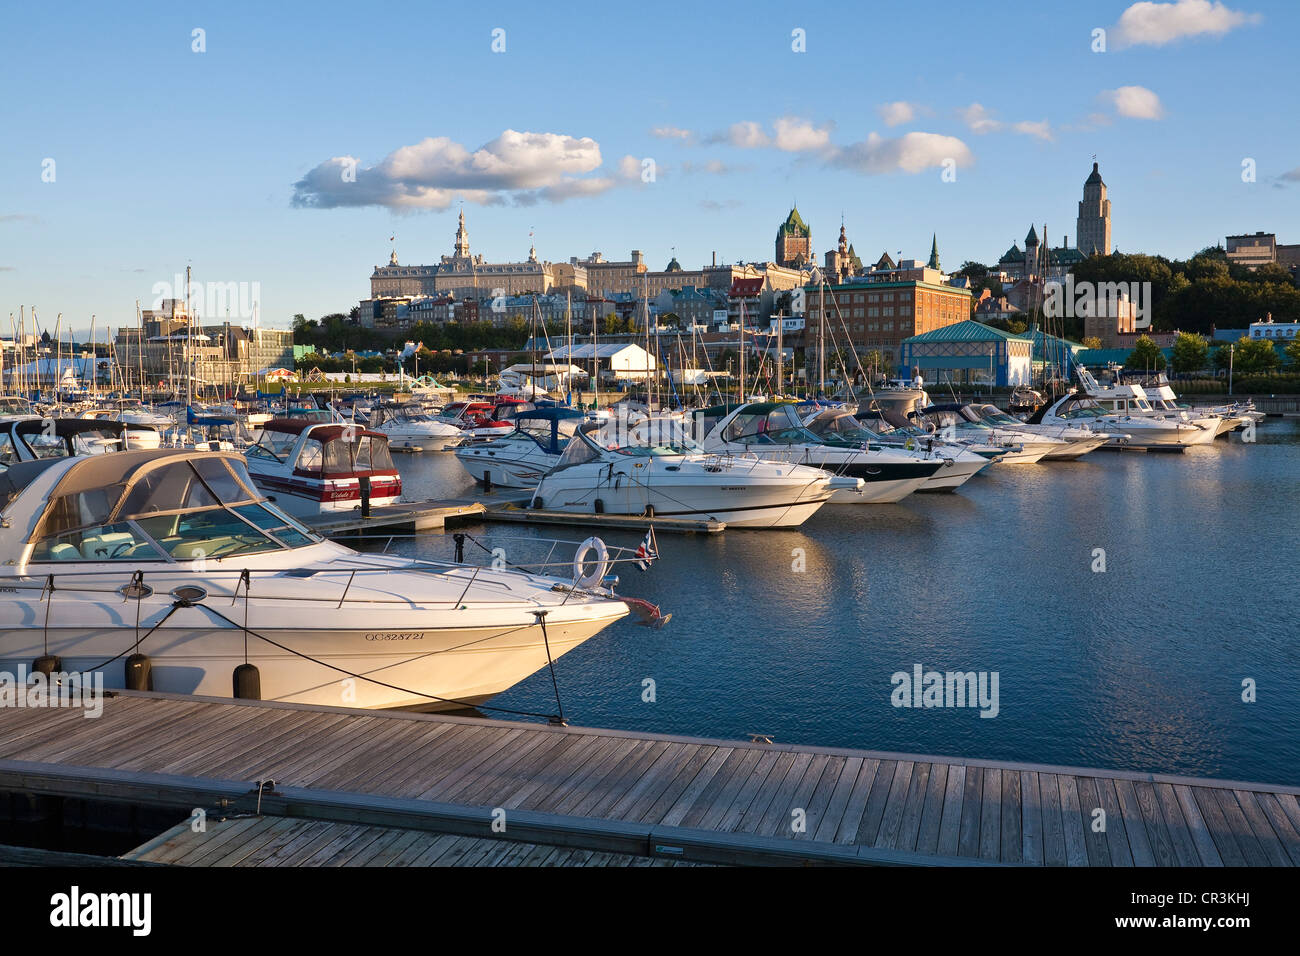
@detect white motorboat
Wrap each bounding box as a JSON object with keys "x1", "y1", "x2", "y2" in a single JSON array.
[
  {"x1": 1136, "y1": 378, "x2": 1251, "y2": 436},
  {"x1": 368, "y1": 401, "x2": 465, "y2": 451},
  {"x1": 691, "y1": 402, "x2": 939, "y2": 504},
  {"x1": 807, "y1": 406, "x2": 991, "y2": 492},
  {"x1": 952, "y1": 403, "x2": 1111, "y2": 460},
  {"x1": 0, "y1": 418, "x2": 131, "y2": 461},
  {"x1": 528, "y1": 420, "x2": 862, "y2": 528},
  {"x1": 1038, "y1": 372, "x2": 1217, "y2": 447},
  {"x1": 80, "y1": 409, "x2": 163, "y2": 449},
  {"x1": 244, "y1": 418, "x2": 402, "y2": 518},
  {"x1": 0, "y1": 448, "x2": 630, "y2": 710},
  {"x1": 455, "y1": 407, "x2": 586, "y2": 488}
]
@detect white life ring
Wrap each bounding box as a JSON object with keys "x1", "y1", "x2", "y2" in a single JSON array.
[{"x1": 572, "y1": 536, "x2": 609, "y2": 588}]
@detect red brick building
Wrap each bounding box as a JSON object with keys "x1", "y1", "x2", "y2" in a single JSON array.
[{"x1": 803, "y1": 278, "x2": 972, "y2": 361}]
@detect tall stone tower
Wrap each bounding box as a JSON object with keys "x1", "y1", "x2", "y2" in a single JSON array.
[
  {"x1": 1076, "y1": 162, "x2": 1111, "y2": 256},
  {"x1": 454, "y1": 208, "x2": 471, "y2": 259},
  {"x1": 775, "y1": 207, "x2": 812, "y2": 268}
]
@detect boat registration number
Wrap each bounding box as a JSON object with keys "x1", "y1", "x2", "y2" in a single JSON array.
[{"x1": 364, "y1": 632, "x2": 426, "y2": 642}]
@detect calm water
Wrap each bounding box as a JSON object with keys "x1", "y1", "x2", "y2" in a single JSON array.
[{"x1": 393, "y1": 421, "x2": 1300, "y2": 785}]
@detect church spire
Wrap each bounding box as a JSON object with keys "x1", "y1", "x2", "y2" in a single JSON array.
[
  {"x1": 927, "y1": 234, "x2": 941, "y2": 270},
  {"x1": 454, "y1": 207, "x2": 470, "y2": 259}
]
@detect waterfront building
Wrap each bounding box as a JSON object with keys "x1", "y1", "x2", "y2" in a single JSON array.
[
  {"x1": 1249, "y1": 315, "x2": 1300, "y2": 340},
  {"x1": 803, "y1": 272, "x2": 972, "y2": 366},
  {"x1": 898, "y1": 319, "x2": 1033, "y2": 386}
]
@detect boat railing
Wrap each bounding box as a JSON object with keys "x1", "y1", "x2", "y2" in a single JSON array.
[{"x1": 9, "y1": 532, "x2": 652, "y2": 607}]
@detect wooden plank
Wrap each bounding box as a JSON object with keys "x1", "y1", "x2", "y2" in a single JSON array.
[
  {"x1": 999, "y1": 768, "x2": 1022, "y2": 864},
  {"x1": 1074, "y1": 776, "x2": 1109, "y2": 867},
  {"x1": 936, "y1": 763, "x2": 966, "y2": 857},
  {"x1": 748, "y1": 751, "x2": 813, "y2": 837},
  {"x1": 794, "y1": 755, "x2": 845, "y2": 842},
  {"x1": 855, "y1": 758, "x2": 900, "y2": 847},
  {"x1": 1020, "y1": 771, "x2": 1043, "y2": 866},
  {"x1": 874, "y1": 760, "x2": 917, "y2": 850},
  {"x1": 758, "y1": 752, "x2": 823, "y2": 838},
  {"x1": 1111, "y1": 778, "x2": 1154, "y2": 866},
  {"x1": 1130, "y1": 781, "x2": 1178, "y2": 867},
  {"x1": 979, "y1": 768, "x2": 1002, "y2": 862},
  {"x1": 894, "y1": 762, "x2": 932, "y2": 853},
  {"x1": 1213, "y1": 789, "x2": 1269, "y2": 866},
  {"x1": 1253, "y1": 793, "x2": 1300, "y2": 866},
  {"x1": 1152, "y1": 783, "x2": 1202, "y2": 867},
  {"x1": 1231, "y1": 790, "x2": 1293, "y2": 867},
  {"x1": 682, "y1": 747, "x2": 763, "y2": 832},
  {"x1": 1095, "y1": 777, "x2": 1134, "y2": 867},
  {"x1": 956, "y1": 765, "x2": 983, "y2": 859},
  {"x1": 1190, "y1": 786, "x2": 1245, "y2": 866},
  {"x1": 1057, "y1": 775, "x2": 1089, "y2": 868},
  {"x1": 1174, "y1": 785, "x2": 1224, "y2": 866},
  {"x1": 1039, "y1": 772, "x2": 1066, "y2": 866},
  {"x1": 811, "y1": 756, "x2": 864, "y2": 844},
  {"x1": 833, "y1": 757, "x2": 881, "y2": 846}
]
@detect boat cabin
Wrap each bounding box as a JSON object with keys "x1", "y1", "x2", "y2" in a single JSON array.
[{"x1": 2, "y1": 449, "x2": 320, "y2": 566}]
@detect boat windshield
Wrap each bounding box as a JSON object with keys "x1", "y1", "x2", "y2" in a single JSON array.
[
  {"x1": 1055, "y1": 397, "x2": 1108, "y2": 419},
  {"x1": 246, "y1": 428, "x2": 299, "y2": 462},
  {"x1": 721, "y1": 405, "x2": 819, "y2": 445},
  {"x1": 973, "y1": 405, "x2": 1026, "y2": 427},
  {"x1": 804, "y1": 411, "x2": 878, "y2": 445},
  {"x1": 29, "y1": 456, "x2": 319, "y2": 563}
]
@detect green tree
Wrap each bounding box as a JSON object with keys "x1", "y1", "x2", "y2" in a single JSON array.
[
  {"x1": 1127, "y1": 335, "x2": 1166, "y2": 371},
  {"x1": 1081, "y1": 336, "x2": 1103, "y2": 350},
  {"x1": 1285, "y1": 336, "x2": 1300, "y2": 368},
  {"x1": 1170, "y1": 332, "x2": 1208, "y2": 373},
  {"x1": 1233, "y1": 337, "x2": 1281, "y2": 374}
]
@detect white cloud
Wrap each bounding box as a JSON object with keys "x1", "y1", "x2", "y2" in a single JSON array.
[
  {"x1": 1012, "y1": 120, "x2": 1054, "y2": 142},
  {"x1": 876, "y1": 101, "x2": 918, "y2": 127},
  {"x1": 724, "y1": 121, "x2": 770, "y2": 149},
  {"x1": 1114, "y1": 0, "x2": 1261, "y2": 48},
  {"x1": 1103, "y1": 86, "x2": 1165, "y2": 119},
  {"x1": 292, "y1": 130, "x2": 617, "y2": 210},
  {"x1": 650, "y1": 126, "x2": 694, "y2": 141},
  {"x1": 771, "y1": 117, "x2": 833, "y2": 152},
  {"x1": 699, "y1": 199, "x2": 743, "y2": 211},
  {"x1": 829, "y1": 132, "x2": 973, "y2": 175},
  {"x1": 958, "y1": 103, "x2": 1002, "y2": 134},
  {"x1": 714, "y1": 117, "x2": 832, "y2": 152}
]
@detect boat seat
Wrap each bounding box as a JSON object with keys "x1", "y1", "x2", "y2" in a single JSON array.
[
  {"x1": 45, "y1": 543, "x2": 82, "y2": 561},
  {"x1": 80, "y1": 532, "x2": 136, "y2": 560}
]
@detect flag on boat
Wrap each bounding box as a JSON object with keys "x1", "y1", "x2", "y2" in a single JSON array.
[{"x1": 634, "y1": 527, "x2": 658, "y2": 571}]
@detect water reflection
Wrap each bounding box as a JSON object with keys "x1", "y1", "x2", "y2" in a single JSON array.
[{"x1": 387, "y1": 421, "x2": 1300, "y2": 784}]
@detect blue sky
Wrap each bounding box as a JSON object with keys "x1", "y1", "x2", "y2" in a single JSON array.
[{"x1": 1, "y1": 0, "x2": 1296, "y2": 338}]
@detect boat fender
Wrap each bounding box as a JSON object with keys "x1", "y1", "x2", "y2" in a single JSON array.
[
  {"x1": 32, "y1": 655, "x2": 62, "y2": 678},
  {"x1": 125, "y1": 653, "x2": 153, "y2": 691},
  {"x1": 572, "y1": 537, "x2": 609, "y2": 588},
  {"x1": 233, "y1": 663, "x2": 261, "y2": 700}
]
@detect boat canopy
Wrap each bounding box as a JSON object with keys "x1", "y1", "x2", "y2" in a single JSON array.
[
  {"x1": 512, "y1": 408, "x2": 584, "y2": 455},
  {"x1": 718, "y1": 403, "x2": 820, "y2": 446},
  {"x1": 25, "y1": 449, "x2": 319, "y2": 562},
  {"x1": 249, "y1": 420, "x2": 396, "y2": 476}
]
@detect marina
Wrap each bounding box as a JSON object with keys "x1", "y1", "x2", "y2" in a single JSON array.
[{"x1": 3, "y1": 691, "x2": 1298, "y2": 867}]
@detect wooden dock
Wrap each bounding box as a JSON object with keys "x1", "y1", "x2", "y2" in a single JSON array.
[
  {"x1": 479, "y1": 501, "x2": 725, "y2": 535},
  {"x1": 1, "y1": 691, "x2": 1298, "y2": 867},
  {"x1": 120, "y1": 816, "x2": 699, "y2": 867},
  {"x1": 303, "y1": 500, "x2": 485, "y2": 535}
]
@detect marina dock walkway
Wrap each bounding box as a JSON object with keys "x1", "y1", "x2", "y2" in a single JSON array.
[{"x1": 1, "y1": 691, "x2": 1297, "y2": 867}]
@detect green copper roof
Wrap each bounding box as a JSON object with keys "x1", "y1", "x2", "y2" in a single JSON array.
[
  {"x1": 903, "y1": 319, "x2": 1029, "y2": 344},
  {"x1": 1025, "y1": 225, "x2": 1039, "y2": 245},
  {"x1": 777, "y1": 207, "x2": 810, "y2": 238},
  {"x1": 998, "y1": 242, "x2": 1022, "y2": 263},
  {"x1": 927, "y1": 234, "x2": 941, "y2": 270}
]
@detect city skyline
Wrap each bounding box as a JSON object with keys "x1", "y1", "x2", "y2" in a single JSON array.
[{"x1": 1, "y1": 0, "x2": 1296, "y2": 337}]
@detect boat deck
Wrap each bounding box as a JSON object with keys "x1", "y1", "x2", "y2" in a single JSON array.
[
  {"x1": 302, "y1": 500, "x2": 485, "y2": 534},
  {"x1": 1, "y1": 691, "x2": 1297, "y2": 867}
]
